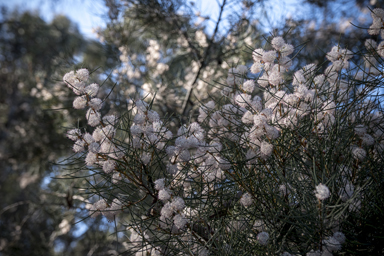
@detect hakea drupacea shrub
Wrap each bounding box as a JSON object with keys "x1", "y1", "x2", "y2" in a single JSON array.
[{"x1": 62, "y1": 8, "x2": 384, "y2": 256}]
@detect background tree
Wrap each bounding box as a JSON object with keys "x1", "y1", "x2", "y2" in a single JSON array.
[{"x1": 0, "y1": 7, "x2": 121, "y2": 255}]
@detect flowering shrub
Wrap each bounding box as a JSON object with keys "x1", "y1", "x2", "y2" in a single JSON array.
[{"x1": 61, "y1": 8, "x2": 384, "y2": 256}]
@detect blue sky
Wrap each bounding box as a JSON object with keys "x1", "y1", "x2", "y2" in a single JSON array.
[
  {"x1": 199, "y1": 0, "x2": 304, "y2": 33},
  {"x1": 3, "y1": 0, "x2": 305, "y2": 40},
  {"x1": 3, "y1": 0, "x2": 108, "y2": 39}
]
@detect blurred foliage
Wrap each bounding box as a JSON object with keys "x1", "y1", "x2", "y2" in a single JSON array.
[{"x1": 0, "y1": 6, "x2": 121, "y2": 256}]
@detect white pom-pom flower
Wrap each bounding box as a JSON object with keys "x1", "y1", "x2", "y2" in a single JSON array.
[
  {"x1": 141, "y1": 152, "x2": 151, "y2": 165},
  {"x1": 352, "y1": 146, "x2": 366, "y2": 161},
  {"x1": 323, "y1": 237, "x2": 342, "y2": 253},
  {"x1": 269, "y1": 71, "x2": 283, "y2": 86},
  {"x1": 243, "y1": 80, "x2": 255, "y2": 93},
  {"x1": 173, "y1": 214, "x2": 188, "y2": 229},
  {"x1": 67, "y1": 128, "x2": 81, "y2": 141},
  {"x1": 135, "y1": 100, "x2": 149, "y2": 112},
  {"x1": 251, "y1": 62, "x2": 263, "y2": 74},
  {"x1": 260, "y1": 141, "x2": 274, "y2": 159},
  {"x1": 280, "y1": 44, "x2": 294, "y2": 56},
  {"x1": 63, "y1": 71, "x2": 76, "y2": 86},
  {"x1": 271, "y1": 36, "x2": 285, "y2": 50},
  {"x1": 160, "y1": 202, "x2": 173, "y2": 218},
  {"x1": 252, "y1": 48, "x2": 264, "y2": 62},
  {"x1": 158, "y1": 189, "x2": 171, "y2": 201},
  {"x1": 103, "y1": 160, "x2": 115, "y2": 173},
  {"x1": 154, "y1": 179, "x2": 165, "y2": 191},
  {"x1": 332, "y1": 232, "x2": 346, "y2": 244},
  {"x1": 178, "y1": 150, "x2": 191, "y2": 162},
  {"x1": 112, "y1": 172, "x2": 122, "y2": 184},
  {"x1": 85, "y1": 152, "x2": 97, "y2": 166},
  {"x1": 83, "y1": 133, "x2": 94, "y2": 144},
  {"x1": 103, "y1": 115, "x2": 118, "y2": 125},
  {"x1": 257, "y1": 231, "x2": 269, "y2": 245},
  {"x1": 88, "y1": 98, "x2": 103, "y2": 111},
  {"x1": 147, "y1": 110, "x2": 160, "y2": 122},
  {"x1": 235, "y1": 93, "x2": 252, "y2": 108},
  {"x1": 242, "y1": 111, "x2": 254, "y2": 124},
  {"x1": 86, "y1": 109, "x2": 101, "y2": 127},
  {"x1": 71, "y1": 81, "x2": 86, "y2": 95},
  {"x1": 361, "y1": 134, "x2": 375, "y2": 146},
  {"x1": 237, "y1": 65, "x2": 248, "y2": 74},
  {"x1": 76, "y1": 68, "x2": 89, "y2": 81},
  {"x1": 133, "y1": 112, "x2": 146, "y2": 125},
  {"x1": 92, "y1": 127, "x2": 105, "y2": 142},
  {"x1": 85, "y1": 83, "x2": 99, "y2": 97},
  {"x1": 293, "y1": 70, "x2": 306, "y2": 86},
  {"x1": 315, "y1": 183, "x2": 330, "y2": 200},
  {"x1": 279, "y1": 56, "x2": 292, "y2": 69},
  {"x1": 240, "y1": 192, "x2": 253, "y2": 207},
  {"x1": 89, "y1": 142, "x2": 100, "y2": 153},
  {"x1": 73, "y1": 96, "x2": 87, "y2": 109},
  {"x1": 365, "y1": 39, "x2": 377, "y2": 51},
  {"x1": 73, "y1": 140, "x2": 85, "y2": 153},
  {"x1": 262, "y1": 50, "x2": 277, "y2": 63},
  {"x1": 101, "y1": 125, "x2": 116, "y2": 138},
  {"x1": 171, "y1": 197, "x2": 185, "y2": 211}
]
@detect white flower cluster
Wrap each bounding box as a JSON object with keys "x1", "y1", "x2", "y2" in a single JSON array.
[
  {"x1": 306, "y1": 232, "x2": 346, "y2": 256},
  {"x1": 240, "y1": 192, "x2": 253, "y2": 207},
  {"x1": 195, "y1": 30, "x2": 208, "y2": 48},
  {"x1": 130, "y1": 99, "x2": 170, "y2": 152},
  {"x1": 60, "y1": 8, "x2": 384, "y2": 255},
  {"x1": 256, "y1": 231, "x2": 269, "y2": 245},
  {"x1": 64, "y1": 68, "x2": 129, "y2": 220},
  {"x1": 89, "y1": 198, "x2": 122, "y2": 222},
  {"x1": 369, "y1": 8, "x2": 384, "y2": 37},
  {"x1": 63, "y1": 68, "x2": 90, "y2": 95}
]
